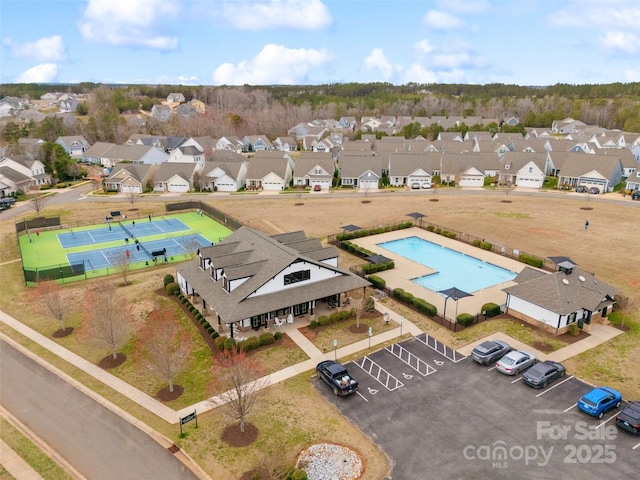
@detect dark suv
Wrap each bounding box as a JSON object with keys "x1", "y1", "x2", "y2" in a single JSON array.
[
  {"x1": 632, "y1": 190, "x2": 640, "y2": 201},
  {"x1": 576, "y1": 185, "x2": 587, "y2": 193},
  {"x1": 616, "y1": 401, "x2": 640, "y2": 435}
]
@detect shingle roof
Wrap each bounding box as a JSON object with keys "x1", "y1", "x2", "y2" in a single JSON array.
[{"x1": 180, "y1": 227, "x2": 370, "y2": 322}]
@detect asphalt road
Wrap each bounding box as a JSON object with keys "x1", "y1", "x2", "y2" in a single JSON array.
[{"x1": 0, "y1": 339, "x2": 200, "y2": 480}]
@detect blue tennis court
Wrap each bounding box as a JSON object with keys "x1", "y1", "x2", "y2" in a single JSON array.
[
  {"x1": 58, "y1": 218, "x2": 190, "y2": 248},
  {"x1": 66, "y1": 233, "x2": 211, "y2": 271}
]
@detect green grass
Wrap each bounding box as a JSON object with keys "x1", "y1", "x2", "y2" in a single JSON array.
[{"x1": 0, "y1": 418, "x2": 73, "y2": 480}]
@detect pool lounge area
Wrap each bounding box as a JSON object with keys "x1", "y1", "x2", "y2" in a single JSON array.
[{"x1": 349, "y1": 228, "x2": 530, "y2": 321}]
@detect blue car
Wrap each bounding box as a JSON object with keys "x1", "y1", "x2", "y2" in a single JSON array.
[{"x1": 578, "y1": 387, "x2": 622, "y2": 419}]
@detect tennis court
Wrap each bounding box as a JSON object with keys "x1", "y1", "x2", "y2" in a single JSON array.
[{"x1": 19, "y1": 211, "x2": 232, "y2": 284}]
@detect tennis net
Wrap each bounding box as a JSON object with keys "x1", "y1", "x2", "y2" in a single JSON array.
[{"x1": 118, "y1": 221, "x2": 133, "y2": 237}]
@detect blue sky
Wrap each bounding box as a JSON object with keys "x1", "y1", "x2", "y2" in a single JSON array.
[{"x1": 1, "y1": 0, "x2": 639, "y2": 86}]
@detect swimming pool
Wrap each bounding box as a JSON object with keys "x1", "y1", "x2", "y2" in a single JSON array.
[{"x1": 378, "y1": 236, "x2": 517, "y2": 293}]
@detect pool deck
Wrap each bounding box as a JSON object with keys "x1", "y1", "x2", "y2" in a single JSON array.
[{"x1": 350, "y1": 227, "x2": 535, "y2": 320}]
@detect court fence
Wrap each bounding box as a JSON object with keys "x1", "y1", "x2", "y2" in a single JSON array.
[{"x1": 18, "y1": 200, "x2": 242, "y2": 286}]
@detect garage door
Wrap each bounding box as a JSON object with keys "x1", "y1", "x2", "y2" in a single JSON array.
[{"x1": 517, "y1": 176, "x2": 542, "y2": 188}]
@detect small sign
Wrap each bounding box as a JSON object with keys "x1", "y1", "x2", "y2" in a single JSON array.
[
  {"x1": 333, "y1": 339, "x2": 338, "y2": 348},
  {"x1": 180, "y1": 412, "x2": 196, "y2": 425},
  {"x1": 110, "y1": 211, "x2": 121, "y2": 217},
  {"x1": 368, "y1": 326, "x2": 373, "y2": 337}
]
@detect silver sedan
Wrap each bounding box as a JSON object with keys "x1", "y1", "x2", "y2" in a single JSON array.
[{"x1": 496, "y1": 350, "x2": 537, "y2": 375}]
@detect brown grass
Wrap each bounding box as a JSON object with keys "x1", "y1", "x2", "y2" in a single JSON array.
[{"x1": 1, "y1": 190, "x2": 639, "y2": 479}]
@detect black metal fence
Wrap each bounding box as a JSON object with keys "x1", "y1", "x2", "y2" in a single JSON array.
[
  {"x1": 165, "y1": 200, "x2": 244, "y2": 231},
  {"x1": 15, "y1": 216, "x2": 61, "y2": 234}
]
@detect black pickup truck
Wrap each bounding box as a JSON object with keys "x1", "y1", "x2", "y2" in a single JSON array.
[{"x1": 316, "y1": 360, "x2": 359, "y2": 396}]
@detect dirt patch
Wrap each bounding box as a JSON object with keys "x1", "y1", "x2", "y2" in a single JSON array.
[
  {"x1": 221, "y1": 422, "x2": 258, "y2": 447},
  {"x1": 501, "y1": 200, "x2": 512, "y2": 203},
  {"x1": 557, "y1": 329, "x2": 591, "y2": 344},
  {"x1": 613, "y1": 324, "x2": 631, "y2": 332},
  {"x1": 98, "y1": 352, "x2": 126, "y2": 369},
  {"x1": 349, "y1": 324, "x2": 368, "y2": 334},
  {"x1": 580, "y1": 207, "x2": 594, "y2": 210},
  {"x1": 156, "y1": 384, "x2": 184, "y2": 402},
  {"x1": 429, "y1": 198, "x2": 439, "y2": 202},
  {"x1": 52, "y1": 327, "x2": 74, "y2": 338}
]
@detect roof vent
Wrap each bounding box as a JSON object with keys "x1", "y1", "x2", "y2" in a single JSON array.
[
  {"x1": 578, "y1": 275, "x2": 586, "y2": 282},
  {"x1": 562, "y1": 279, "x2": 569, "y2": 285}
]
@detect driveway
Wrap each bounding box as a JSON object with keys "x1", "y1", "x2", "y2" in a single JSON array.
[{"x1": 315, "y1": 334, "x2": 640, "y2": 479}]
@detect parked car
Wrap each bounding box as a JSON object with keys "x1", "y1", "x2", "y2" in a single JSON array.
[
  {"x1": 522, "y1": 360, "x2": 566, "y2": 388},
  {"x1": 316, "y1": 360, "x2": 359, "y2": 396},
  {"x1": 421, "y1": 182, "x2": 431, "y2": 189},
  {"x1": 471, "y1": 340, "x2": 511, "y2": 365},
  {"x1": 0, "y1": 197, "x2": 16, "y2": 206},
  {"x1": 495, "y1": 350, "x2": 537, "y2": 375},
  {"x1": 578, "y1": 387, "x2": 622, "y2": 419},
  {"x1": 313, "y1": 184, "x2": 322, "y2": 192},
  {"x1": 616, "y1": 401, "x2": 640, "y2": 435},
  {"x1": 631, "y1": 190, "x2": 640, "y2": 200},
  {"x1": 587, "y1": 187, "x2": 600, "y2": 194},
  {"x1": 576, "y1": 185, "x2": 587, "y2": 193},
  {"x1": 411, "y1": 182, "x2": 420, "y2": 189}
]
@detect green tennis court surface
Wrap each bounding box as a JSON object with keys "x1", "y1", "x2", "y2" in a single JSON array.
[{"x1": 19, "y1": 212, "x2": 232, "y2": 283}]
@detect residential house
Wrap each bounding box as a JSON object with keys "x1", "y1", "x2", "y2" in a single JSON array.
[
  {"x1": 59, "y1": 96, "x2": 78, "y2": 113},
  {"x1": 55, "y1": 135, "x2": 90, "y2": 156},
  {"x1": 338, "y1": 116, "x2": 357, "y2": 130},
  {"x1": 104, "y1": 164, "x2": 157, "y2": 193},
  {"x1": 301, "y1": 127, "x2": 328, "y2": 150},
  {"x1": 556, "y1": 153, "x2": 624, "y2": 192},
  {"x1": 243, "y1": 135, "x2": 273, "y2": 152},
  {"x1": 215, "y1": 136, "x2": 243, "y2": 153},
  {"x1": 166, "y1": 145, "x2": 205, "y2": 166},
  {"x1": 166, "y1": 93, "x2": 186, "y2": 103},
  {"x1": 181, "y1": 136, "x2": 217, "y2": 157},
  {"x1": 152, "y1": 163, "x2": 200, "y2": 193},
  {"x1": 498, "y1": 152, "x2": 548, "y2": 188},
  {"x1": 244, "y1": 157, "x2": 292, "y2": 191},
  {"x1": 551, "y1": 118, "x2": 587, "y2": 134},
  {"x1": 83, "y1": 144, "x2": 168, "y2": 168},
  {"x1": 0, "y1": 166, "x2": 34, "y2": 193},
  {"x1": 40, "y1": 92, "x2": 60, "y2": 101},
  {"x1": 387, "y1": 153, "x2": 436, "y2": 188},
  {"x1": 17, "y1": 138, "x2": 46, "y2": 157},
  {"x1": 292, "y1": 154, "x2": 335, "y2": 190},
  {"x1": 0, "y1": 96, "x2": 26, "y2": 117},
  {"x1": 201, "y1": 161, "x2": 248, "y2": 192},
  {"x1": 177, "y1": 103, "x2": 196, "y2": 117},
  {"x1": 338, "y1": 155, "x2": 381, "y2": 190},
  {"x1": 503, "y1": 263, "x2": 618, "y2": 335},
  {"x1": 151, "y1": 104, "x2": 172, "y2": 122},
  {"x1": 175, "y1": 226, "x2": 370, "y2": 333},
  {"x1": 274, "y1": 136, "x2": 298, "y2": 152},
  {"x1": 625, "y1": 169, "x2": 640, "y2": 192},
  {"x1": 0, "y1": 155, "x2": 50, "y2": 189}
]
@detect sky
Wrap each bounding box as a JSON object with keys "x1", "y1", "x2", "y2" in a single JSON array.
[{"x1": 1, "y1": 0, "x2": 639, "y2": 87}]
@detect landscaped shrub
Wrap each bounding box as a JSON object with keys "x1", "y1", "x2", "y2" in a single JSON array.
[
  {"x1": 177, "y1": 293, "x2": 185, "y2": 301},
  {"x1": 362, "y1": 261, "x2": 394, "y2": 274},
  {"x1": 317, "y1": 315, "x2": 331, "y2": 326},
  {"x1": 482, "y1": 302, "x2": 501, "y2": 317},
  {"x1": 413, "y1": 298, "x2": 437, "y2": 316},
  {"x1": 290, "y1": 469, "x2": 308, "y2": 480},
  {"x1": 224, "y1": 337, "x2": 237, "y2": 351},
  {"x1": 457, "y1": 313, "x2": 475, "y2": 327},
  {"x1": 206, "y1": 326, "x2": 214, "y2": 335},
  {"x1": 163, "y1": 274, "x2": 175, "y2": 287},
  {"x1": 245, "y1": 337, "x2": 262, "y2": 352},
  {"x1": 364, "y1": 296, "x2": 376, "y2": 312},
  {"x1": 519, "y1": 253, "x2": 544, "y2": 268},
  {"x1": 201, "y1": 320, "x2": 210, "y2": 330},
  {"x1": 165, "y1": 282, "x2": 180, "y2": 296},
  {"x1": 480, "y1": 241, "x2": 493, "y2": 251},
  {"x1": 211, "y1": 330, "x2": 219, "y2": 339},
  {"x1": 443, "y1": 231, "x2": 457, "y2": 239},
  {"x1": 180, "y1": 296, "x2": 188, "y2": 304},
  {"x1": 310, "y1": 320, "x2": 319, "y2": 329},
  {"x1": 259, "y1": 332, "x2": 275, "y2": 346},
  {"x1": 426, "y1": 225, "x2": 435, "y2": 232},
  {"x1": 195, "y1": 313, "x2": 204, "y2": 321},
  {"x1": 568, "y1": 323, "x2": 580, "y2": 336},
  {"x1": 368, "y1": 275, "x2": 386, "y2": 290},
  {"x1": 215, "y1": 336, "x2": 226, "y2": 351}
]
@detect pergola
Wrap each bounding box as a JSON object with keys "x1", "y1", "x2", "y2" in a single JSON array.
[{"x1": 406, "y1": 212, "x2": 427, "y2": 228}]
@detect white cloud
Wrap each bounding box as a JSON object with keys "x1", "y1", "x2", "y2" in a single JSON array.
[
  {"x1": 3, "y1": 35, "x2": 66, "y2": 61},
  {"x1": 414, "y1": 40, "x2": 435, "y2": 55},
  {"x1": 550, "y1": 3, "x2": 640, "y2": 28},
  {"x1": 402, "y1": 64, "x2": 438, "y2": 84},
  {"x1": 423, "y1": 10, "x2": 463, "y2": 30},
  {"x1": 441, "y1": 0, "x2": 490, "y2": 15},
  {"x1": 15, "y1": 63, "x2": 59, "y2": 83},
  {"x1": 624, "y1": 70, "x2": 640, "y2": 81},
  {"x1": 600, "y1": 31, "x2": 640, "y2": 55},
  {"x1": 79, "y1": 0, "x2": 179, "y2": 50},
  {"x1": 212, "y1": 44, "x2": 331, "y2": 85},
  {"x1": 364, "y1": 48, "x2": 398, "y2": 81},
  {"x1": 215, "y1": 0, "x2": 332, "y2": 30}
]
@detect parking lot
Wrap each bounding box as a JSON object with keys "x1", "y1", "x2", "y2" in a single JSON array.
[{"x1": 315, "y1": 335, "x2": 640, "y2": 479}]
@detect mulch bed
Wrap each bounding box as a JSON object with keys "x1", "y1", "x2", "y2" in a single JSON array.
[
  {"x1": 98, "y1": 352, "x2": 126, "y2": 369},
  {"x1": 580, "y1": 207, "x2": 594, "y2": 210},
  {"x1": 221, "y1": 422, "x2": 258, "y2": 447},
  {"x1": 156, "y1": 385, "x2": 184, "y2": 402},
  {"x1": 52, "y1": 327, "x2": 74, "y2": 338},
  {"x1": 300, "y1": 311, "x2": 382, "y2": 340}
]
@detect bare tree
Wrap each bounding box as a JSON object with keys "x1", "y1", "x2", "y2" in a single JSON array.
[
  {"x1": 211, "y1": 350, "x2": 268, "y2": 433},
  {"x1": 85, "y1": 281, "x2": 133, "y2": 360},
  {"x1": 113, "y1": 251, "x2": 132, "y2": 285},
  {"x1": 126, "y1": 190, "x2": 139, "y2": 208},
  {"x1": 36, "y1": 280, "x2": 73, "y2": 333},
  {"x1": 352, "y1": 287, "x2": 373, "y2": 329},
  {"x1": 141, "y1": 308, "x2": 191, "y2": 393},
  {"x1": 30, "y1": 195, "x2": 49, "y2": 216}
]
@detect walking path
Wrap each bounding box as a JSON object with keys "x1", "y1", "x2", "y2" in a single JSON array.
[{"x1": 0, "y1": 303, "x2": 623, "y2": 479}]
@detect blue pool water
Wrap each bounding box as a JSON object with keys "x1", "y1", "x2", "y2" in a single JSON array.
[{"x1": 378, "y1": 236, "x2": 517, "y2": 293}]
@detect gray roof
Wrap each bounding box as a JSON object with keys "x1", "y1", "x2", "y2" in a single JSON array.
[
  {"x1": 503, "y1": 268, "x2": 618, "y2": 315},
  {"x1": 179, "y1": 227, "x2": 370, "y2": 323},
  {"x1": 107, "y1": 163, "x2": 152, "y2": 182},
  {"x1": 557, "y1": 153, "x2": 623, "y2": 179},
  {"x1": 154, "y1": 162, "x2": 197, "y2": 182},
  {"x1": 245, "y1": 157, "x2": 289, "y2": 179},
  {"x1": 293, "y1": 156, "x2": 336, "y2": 178},
  {"x1": 202, "y1": 161, "x2": 243, "y2": 180},
  {"x1": 0, "y1": 166, "x2": 32, "y2": 183}
]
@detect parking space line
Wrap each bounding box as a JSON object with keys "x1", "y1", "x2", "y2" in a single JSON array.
[
  {"x1": 511, "y1": 377, "x2": 522, "y2": 384},
  {"x1": 564, "y1": 403, "x2": 578, "y2": 412},
  {"x1": 416, "y1": 334, "x2": 466, "y2": 363},
  {"x1": 356, "y1": 391, "x2": 368, "y2": 402},
  {"x1": 385, "y1": 344, "x2": 436, "y2": 376},
  {"x1": 536, "y1": 375, "x2": 574, "y2": 397},
  {"x1": 487, "y1": 366, "x2": 497, "y2": 372},
  {"x1": 633, "y1": 442, "x2": 640, "y2": 450},
  {"x1": 595, "y1": 415, "x2": 617, "y2": 429},
  {"x1": 354, "y1": 356, "x2": 404, "y2": 391}
]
